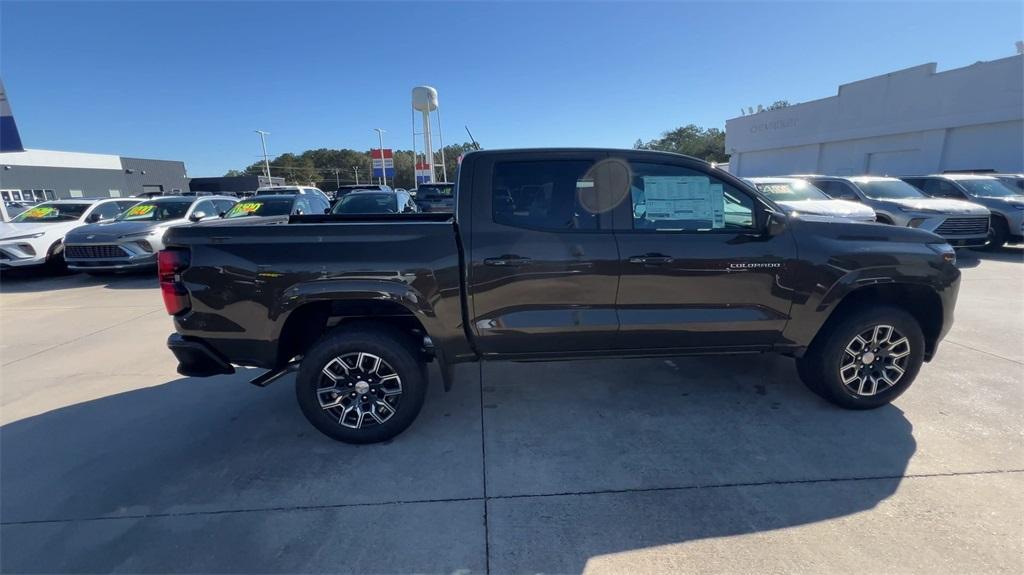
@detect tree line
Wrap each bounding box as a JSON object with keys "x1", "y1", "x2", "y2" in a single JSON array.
[
  {"x1": 230, "y1": 101, "x2": 795, "y2": 187},
  {"x1": 226, "y1": 143, "x2": 479, "y2": 190}
]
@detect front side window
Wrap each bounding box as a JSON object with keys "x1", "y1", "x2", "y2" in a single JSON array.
[
  {"x1": 91, "y1": 202, "x2": 122, "y2": 220},
  {"x1": 629, "y1": 163, "x2": 754, "y2": 231},
  {"x1": 492, "y1": 160, "x2": 601, "y2": 230}
]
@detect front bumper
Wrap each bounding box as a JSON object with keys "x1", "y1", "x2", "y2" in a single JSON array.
[
  {"x1": 167, "y1": 334, "x2": 236, "y2": 377},
  {"x1": 64, "y1": 241, "x2": 158, "y2": 271},
  {"x1": 0, "y1": 242, "x2": 48, "y2": 268}
]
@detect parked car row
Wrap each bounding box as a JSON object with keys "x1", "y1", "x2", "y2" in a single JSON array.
[
  {"x1": 0, "y1": 195, "x2": 238, "y2": 272},
  {"x1": 743, "y1": 173, "x2": 1023, "y2": 249}
]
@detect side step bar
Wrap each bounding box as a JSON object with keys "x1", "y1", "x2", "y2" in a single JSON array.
[{"x1": 250, "y1": 361, "x2": 300, "y2": 387}]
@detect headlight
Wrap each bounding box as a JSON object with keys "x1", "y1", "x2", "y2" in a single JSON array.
[
  {"x1": 120, "y1": 229, "x2": 164, "y2": 240},
  {"x1": 897, "y1": 206, "x2": 941, "y2": 214},
  {"x1": 0, "y1": 232, "x2": 45, "y2": 241},
  {"x1": 927, "y1": 242, "x2": 956, "y2": 265}
]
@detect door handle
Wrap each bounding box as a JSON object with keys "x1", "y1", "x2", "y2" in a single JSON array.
[
  {"x1": 628, "y1": 255, "x2": 673, "y2": 265},
  {"x1": 484, "y1": 255, "x2": 532, "y2": 267}
]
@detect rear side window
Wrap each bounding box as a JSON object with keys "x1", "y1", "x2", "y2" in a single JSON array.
[{"x1": 492, "y1": 160, "x2": 601, "y2": 230}]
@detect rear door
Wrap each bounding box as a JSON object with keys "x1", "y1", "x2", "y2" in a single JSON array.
[
  {"x1": 466, "y1": 151, "x2": 621, "y2": 356},
  {"x1": 610, "y1": 153, "x2": 798, "y2": 351}
]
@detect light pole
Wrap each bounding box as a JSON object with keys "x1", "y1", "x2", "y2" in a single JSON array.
[
  {"x1": 353, "y1": 167, "x2": 360, "y2": 185},
  {"x1": 254, "y1": 130, "x2": 271, "y2": 185},
  {"x1": 373, "y1": 128, "x2": 387, "y2": 187}
]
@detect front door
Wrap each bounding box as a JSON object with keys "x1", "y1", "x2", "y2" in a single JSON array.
[
  {"x1": 466, "y1": 151, "x2": 621, "y2": 357},
  {"x1": 610, "y1": 154, "x2": 798, "y2": 352}
]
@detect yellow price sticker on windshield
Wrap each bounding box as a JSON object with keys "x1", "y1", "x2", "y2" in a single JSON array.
[
  {"x1": 126, "y1": 204, "x2": 155, "y2": 217},
  {"x1": 24, "y1": 207, "x2": 56, "y2": 218},
  {"x1": 230, "y1": 201, "x2": 262, "y2": 215}
]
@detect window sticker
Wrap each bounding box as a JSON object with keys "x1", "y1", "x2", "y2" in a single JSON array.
[
  {"x1": 641, "y1": 176, "x2": 724, "y2": 228},
  {"x1": 125, "y1": 204, "x2": 155, "y2": 217},
  {"x1": 24, "y1": 206, "x2": 56, "y2": 219},
  {"x1": 227, "y1": 201, "x2": 263, "y2": 216}
]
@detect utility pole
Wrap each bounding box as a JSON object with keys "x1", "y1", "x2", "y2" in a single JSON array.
[
  {"x1": 353, "y1": 167, "x2": 360, "y2": 185},
  {"x1": 254, "y1": 130, "x2": 271, "y2": 185},
  {"x1": 373, "y1": 128, "x2": 387, "y2": 187},
  {"x1": 333, "y1": 168, "x2": 340, "y2": 189}
]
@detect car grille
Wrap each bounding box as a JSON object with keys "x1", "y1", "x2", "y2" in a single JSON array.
[
  {"x1": 66, "y1": 244, "x2": 129, "y2": 259},
  {"x1": 935, "y1": 216, "x2": 989, "y2": 236}
]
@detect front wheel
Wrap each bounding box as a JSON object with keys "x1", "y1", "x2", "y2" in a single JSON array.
[
  {"x1": 796, "y1": 306, "x2": 924, "y2": 409},
  {"x1": 295, "y1": 327, "x2": 427, "y2": 444},
  {"x1": 982, "y1": 217, "x2": 1008, "y2": 250}
]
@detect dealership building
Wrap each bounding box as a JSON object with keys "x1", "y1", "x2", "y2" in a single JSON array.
[
  {"x1": 724, "y1": 54, "x2": 1024, "y2": 177},
  {"x1": 0, "y1": 80, "x2": 190, "y2": 203}
]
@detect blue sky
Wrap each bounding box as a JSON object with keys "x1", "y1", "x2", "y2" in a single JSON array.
[{"x1": 2, "y1": 1, "x2": 1021, "y2": 176}]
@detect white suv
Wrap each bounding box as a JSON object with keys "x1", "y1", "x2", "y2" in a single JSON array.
[{"x1": 0, "y1": 198, "x2": 139, "y2": 270}]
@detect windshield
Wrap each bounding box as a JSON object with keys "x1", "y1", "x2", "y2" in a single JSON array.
[
  {"x1": 417, "y1": 184, "x2": 454, "y2": 198},
  {"x1": 117, "y1": 200, "x2": 192, "y2": 221},
  {"x1": 11, "y1": 203, "x2": 91, "y2": 223},
  {"x1": 855, "y1": 180, "x2": 926, "y2": 200},
  {"x1": 753, "y1": 181, "x2": 830, "y2": 201},
  {"x1": 225, "y1": 199, "x2": 293, "y2": 218},
  {"x1": 256, "y1": 189, "x2": 298, "y2": 196},
  {"x1": 333, "y1": 193, "x2": 397, "y2": 214},
  {"x1": 956, "y1": 179, "x2": 1020, "y2": 198}
]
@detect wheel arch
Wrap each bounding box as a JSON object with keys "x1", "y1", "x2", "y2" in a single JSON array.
[
  {"x1": 273, "y1": 280, "x2": 455, "y2": 389},
  {"x1": 812, "y1": 282, "x2": 943, "y2": 360}
]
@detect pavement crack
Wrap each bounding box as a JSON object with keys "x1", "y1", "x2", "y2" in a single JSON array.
[
  {"x1": 4, "y1": 468, "x2": 1020, "y2": 527},
  {"x1": 2, "y1": 309, "x2": 163, "y2": 368},
  {"x1": 944, "y1": 340, "x2": 1023, "y2": 365}
]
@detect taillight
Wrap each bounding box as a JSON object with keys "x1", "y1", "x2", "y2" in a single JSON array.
[{"x1": 158, "y1": 248, "x2": 191, "y2": 315}]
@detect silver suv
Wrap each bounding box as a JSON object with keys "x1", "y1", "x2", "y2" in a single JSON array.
[
  {"x1": 901, "y1": 174, "x2": 1024, "y2": 248},
  {"x1": 798, "y1": 175, "x2": 990, "y2": 248}
]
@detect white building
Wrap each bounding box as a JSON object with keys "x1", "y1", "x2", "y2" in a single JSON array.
[{"x1": 724, "y1": 54, "x2": 1023, "y2": 177}]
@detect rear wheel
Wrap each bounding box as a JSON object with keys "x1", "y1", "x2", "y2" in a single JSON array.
[
  {"x1": 295, "y1": 327, "x2": 427, "y2": 444},
  {"x1": 796, "y1": 306, "x2": 924, "y2": 409}
]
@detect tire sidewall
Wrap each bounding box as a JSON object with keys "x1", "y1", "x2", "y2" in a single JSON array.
[
  {"x1": 295, "y1": 328, "x2": 427, "y2": 444},
  {"x1": 815, "y1": 307, "x2": 925, "y2": 409}
]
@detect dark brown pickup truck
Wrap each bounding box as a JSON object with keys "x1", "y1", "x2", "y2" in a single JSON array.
[{"x1": 161, "y1": 149, "x2": 960, "y2": 443}]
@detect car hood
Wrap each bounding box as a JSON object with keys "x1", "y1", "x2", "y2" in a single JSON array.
[
  {"x1": 64, "y1": 220, "x2": 178, "y2": 243},
  {"x1": 882, "y1": 198, "x2": 989, "y2": 215},
  {"x1": 0, "y1": 220, "x2": 81, "y2": 240},
  {"x1": 776, "y1": 199, "x2": 874, "y2": 219}
]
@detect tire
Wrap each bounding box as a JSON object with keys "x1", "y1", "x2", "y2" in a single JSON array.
[
  {"x1": 983, "y1": 216, "x2": 1008, "y2": 250},
  {"x1": 295, "y1": 326, "x2": 427, "y2": 444},
  {"x1": 44, "y1": 241, "x2": 68, "y2": 273},
  {"x1": 796, "y1": 306, "x2": 924, "y2": 409}
]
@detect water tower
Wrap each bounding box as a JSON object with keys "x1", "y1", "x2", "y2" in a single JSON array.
[{"x1": 412, "y1": 86, "x2": 445, "y2": 183}]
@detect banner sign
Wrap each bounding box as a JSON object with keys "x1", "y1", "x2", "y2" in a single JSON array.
[
  {"x1": 372, "y1": 148, "x2": 395, "y2": 178},
  {"x1": 415, "y1": 161, "x2": 432, "y2": 184}
]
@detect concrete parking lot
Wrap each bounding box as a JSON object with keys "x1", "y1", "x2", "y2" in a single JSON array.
[{"x1": 1, "y1": 249, "x2": 1022, "y2": 574}]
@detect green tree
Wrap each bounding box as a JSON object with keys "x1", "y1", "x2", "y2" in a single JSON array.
[
  {"x1": 635, "y1": 124, "x2": 727, "y2": 163},
  {"x1": 766, "y1": 100, "x2": 791, "y2": 110},
  {"x1": 223, "y1": 169, "x2": 245, "y2": 177}
]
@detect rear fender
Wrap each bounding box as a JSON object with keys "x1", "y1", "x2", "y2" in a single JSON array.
[{"x1": 272, "y1": 279, "x2": 457, "y2": 390}]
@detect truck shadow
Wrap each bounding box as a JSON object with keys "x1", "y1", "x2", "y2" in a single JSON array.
[
  {"x1": 479, "y1": 354, "x2": 916, "y2": 573},
  {"x1": 0, "y1": 356, "x2": 914, "y2": 573}
]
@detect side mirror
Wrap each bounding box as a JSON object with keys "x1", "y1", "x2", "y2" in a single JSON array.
[
  {"x1": 86, "y1": 213, "x2": 102, "y2": 223},
  {"x1": 764, "y1": 211, "x2": 787, "y2": 236},
  {"x1": 218, "y1": 211, "x2": 227, "y2": 218},
  {"x1": 189, "y1": 211, "x2": 206, "y2": 222},
  {"x1": 324, "y1": 208, "x2": 331, "y2": 214}
]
